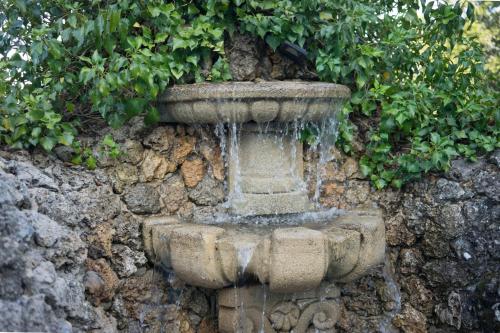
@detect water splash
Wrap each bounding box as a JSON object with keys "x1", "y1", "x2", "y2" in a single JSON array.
[{"x1": 237, "y1": 243, "x2": 255, "y2": 278}]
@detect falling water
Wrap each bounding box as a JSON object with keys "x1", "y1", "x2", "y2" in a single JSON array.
[
  {"x1": 215, "y1": 117, "x2": 340, "y2": 215},
  {"x1": 259, "y1": 284, "x2": 268, "y2": 333},
  {"x1": 228, "y1": 122, "x2": 243, "y2": 204},
  {"x1": 209, "y1": 100, "x2": 343, "y2": 331},
  {"x1": 310, "y1": 115, "x2": 340, "y2": 207},
  {"x1": 378, "y1": 255, "x2": 402, "y2": 333},
  {"x1": 236, "y1": 243, "x2": 255, "y2": 279},
  {"x1": 234, "y1": 243, "x2": 256, "y2": 333}
]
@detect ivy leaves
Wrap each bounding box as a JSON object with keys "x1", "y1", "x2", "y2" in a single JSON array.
[
  {"x1": 0, "y1": 0, "x2": 232, "y2": 163},
  {"x1": 236, "y1": 0, "x2": 498, "y2": 188},
  {"x1": 0, "y1": 0, "x2": 497, "y2": 188}
]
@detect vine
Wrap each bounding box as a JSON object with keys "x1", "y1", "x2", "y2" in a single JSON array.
[{"x1": 1, "y1": 0, "x2": 498, "y2": 186}]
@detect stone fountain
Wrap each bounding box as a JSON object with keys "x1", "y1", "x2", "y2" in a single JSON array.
[{"x1": 143, "y1": 81, "x2": 385, "y2": 332}]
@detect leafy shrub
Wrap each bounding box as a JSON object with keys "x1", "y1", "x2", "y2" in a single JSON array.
[{"x1": 1, "y1": 0, "x2": 498, "y2": 186}]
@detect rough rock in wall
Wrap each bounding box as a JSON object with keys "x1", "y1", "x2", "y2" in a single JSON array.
[
  {"x1": 0, "y1": 121, "x2": 223, "y2": 333},
  {"x1": 0, "y1": 154, "x2": 115, "y2": 332},
  {"x1": 224, "y1": 32, "x2": 319, "y2": 81},
  {"x1": 314, "y1": 148, "x2": 500, "y2": 333},
  {"x1": 1, "y1": 123, "x2": 498, "y2": 333}
]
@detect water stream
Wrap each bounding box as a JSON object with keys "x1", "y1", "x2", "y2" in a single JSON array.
[
  {"x1": 378, "y1": 255, "x2": 402, "y2": 333},
  {"x1": 211, "y1": 106, "x2": 344, "y2": 331},
  {"x1": 214, "y1": 113, "x2": 340, "y2": 217},
  {"x1": 234, "y1": 243, "x2": 256, "y2": 333}
]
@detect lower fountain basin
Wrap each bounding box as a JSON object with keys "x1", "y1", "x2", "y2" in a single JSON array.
[{"x1": 143, "y1": 208, "x2": 385, "y2": 293}]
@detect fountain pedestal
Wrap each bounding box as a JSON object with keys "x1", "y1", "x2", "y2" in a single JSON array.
[
  {"x1": 218, "y1": 283, "x2": 341, "y2": 333},
  {"x1": 229, "y1": 123, "x2": 312, "y2": 215}
]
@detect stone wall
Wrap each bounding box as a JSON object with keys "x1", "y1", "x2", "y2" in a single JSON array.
[
  {"x1": 1, "y1": 122, "x2": 498, "y2": 332},
  {"x1": 0, "y1": 124, "x2": 221, "y2": 333},
  {"x1": 314, "y1": 149, "x2": 500, "y2": 333}
]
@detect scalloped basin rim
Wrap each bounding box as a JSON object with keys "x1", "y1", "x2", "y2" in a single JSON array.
[
  {"x1": 143, "y1": 209, "x2": 385, "y2": 293},
  {"x1": 157, "y1": 81, "x2": 351, "y2": 124},
  {"x1": 159, "y1": 81, "x2": 351, "y2": 102}
]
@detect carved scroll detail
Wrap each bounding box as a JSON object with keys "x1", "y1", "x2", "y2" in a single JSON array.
[
  {"x1": 269, "y1": 303, "x2": 300, "y2": 331},
  {"x1": 294, "y1": 301, "x2": 339, "y2": 333}
]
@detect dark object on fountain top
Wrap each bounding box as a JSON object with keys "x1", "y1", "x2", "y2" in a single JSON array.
[{"x1": 278, "y1": 41, "x2": 308, "y2": 65}]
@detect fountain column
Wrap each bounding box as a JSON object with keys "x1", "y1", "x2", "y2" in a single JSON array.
[{"x1": 228, "y1": 123, "x2": 312, "y2": 216}]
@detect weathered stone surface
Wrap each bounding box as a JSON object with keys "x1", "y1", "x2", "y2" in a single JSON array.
[
  {"x1": 0, "y1": 295, "x2": 73, "y2": 333},
  {"x1": 113, "y1": 163, "x2": 139, "y2": 192},
  {"x1": 228, "y1": 124, "x2": 305, "y2": 214},
  {"x1": 401, "y1": 276, "x2": 434, "y2": 315},
  {"x1": 119, "y1": 269, "x2": 170, "y2": 321},
  {"x1": 473, "y1": 170, "x2": 500, "y2": 201},
  {"x1": 320, "y1": 163, "x2": 346, "y2": 182},
  {"x1": 160, "y1": 174, "x2": 188, "y2": 213},
  {"x1": 399, "y1": 248, "x2": 423, "y2": 275},
  {"x1": 87, "y1": 223, "x2": 114, "y2": 258},
  {"x1": 119, "y1": 139, "x2": 144, "y2": 164},
  {"x1": 270, "y1": 228, "x2": 328, "y2": 292},
  {"x1": 225, "y1": 34, "x2": 260, "y2": 81},
  {"x1": 434, "y1": 204, "x2": 466, "y2": 239},
  {"x1": 0, "y1": 156, "x2": 114, "y2": 332},
  {"x1": 0, "y1": 173, "x2": 30, "y2": 207},
  {"x1": 122, "y1": 183, "x2": 161, "y2": 214},
  {"x1": 422, "y1": 260, "x2": 468, "y2": 288},
  {"x1": 112, "y1": 212, "x2": 142, "y2": 251},
  {"x1": 140, "y1": 149, "x2": 175, "y2": 181},
  {"x1": 449, "y1": 159, "x2": 486, "y2": 181},
  {"x1": 218, "y1": 283, "x2": 340, "y2": 333},
  {"x1": 393, "y1": 304, "x2": 428, "y2": 333},
  {"x1": 143, "y1": 126, "x2": 175, "y2": 152},
  {"x1": 1, "y1": 122, "x2": 498, "y2": 333},
  {"x1": 489, "y1": 149, "x2": 500, "y2": 167},
  {"x1": 146, "y1": 210, "x2": 384, "y2": 295},
  {"x1": 170, "y1": 225, "x2": 227, "y2": 288},
  {"x1": 158, "y1": 81, "x2": 350, "y2": 124},
  {"x1": 342, "y1": 157, "x2": 362, "y2": 179},
  {"x1": 386, "y1": 212, "x2": 416, "y2": 246},
  {"x1": 422, "y1": 226, "x2": 450, "y2": 258},
  {"x1": 231, "y1": 191, "x2": 313, "y2": 216},
  {"x1": 201, "y1": 144, "x2": 225, "y2": 181},
  {"x1": 433, "y1": 179, "x2": 467, "y2": 202},
  {"x1": 85, "y1": 259, "x2": 119, "y2": 305},
  {"x1": 181, "y1": 158, "x2": 205, "y2": 188},
  {"x1": 335, "y1": 210, "x2": 386, "y2": 282},
  {"x1": 344, "y1": 180, "x2": 371, "y2": 206},
  {"x1": 111, "y1": 244, "x2": 147, "y2": 278},
  {"x1": 435, "y1": 291, "x2": 462, "y2": 330},
  {"x1": 172, "y1": 136, "x2": 196, "y2": 164},
  {"x1": 325, "y1": 227, "x2": 360, "y2": 279},
  {"x1": 188, "y1": 176, "x2": 225, "y2": 206},
  {"x1": 228, "y1": 125, "x2": 312, "y2": 215}
]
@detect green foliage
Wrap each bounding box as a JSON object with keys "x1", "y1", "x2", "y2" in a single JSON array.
[
  {"x1": 1, "y1": 0, "x2": 231, "y2": 164},
  {"x1": 1, "y1": 0, "x2": 498, "y2": 188}
]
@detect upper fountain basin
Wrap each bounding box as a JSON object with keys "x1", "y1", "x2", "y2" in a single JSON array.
[{"x1": 158, "y1": 81, "x2": 351, "y2": 124}]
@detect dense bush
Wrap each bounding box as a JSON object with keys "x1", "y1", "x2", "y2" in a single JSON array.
[{"x1": 1, "y1": 0, "x2": 498, "y2": 186}]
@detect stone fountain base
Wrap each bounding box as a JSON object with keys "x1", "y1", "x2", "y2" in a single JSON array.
[
  {"x1": 218, "y1": 283, "x2": 341, "y2": 333},
  {"x1": 144, "y1": 208, "x2": 385, "y2": 292}
]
